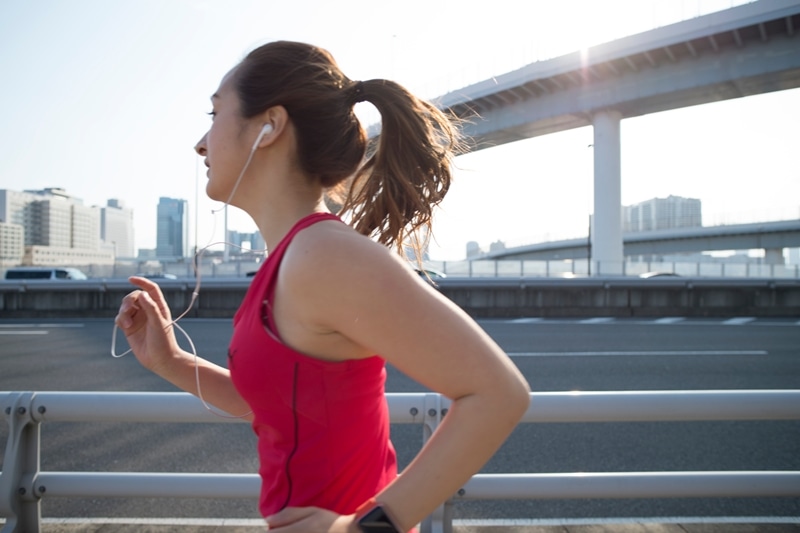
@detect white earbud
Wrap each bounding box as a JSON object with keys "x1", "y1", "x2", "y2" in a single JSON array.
[{"x1": 251, "y1": 123, "x2": 273, "y2": 151}]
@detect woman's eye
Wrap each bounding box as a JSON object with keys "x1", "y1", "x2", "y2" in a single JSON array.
[{"x1": 207, "y1": 111, "x2": 216, "y2": 119}]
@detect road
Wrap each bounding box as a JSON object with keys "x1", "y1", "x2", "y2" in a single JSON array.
[{"x1": 1, "y1": 316, "x2": 799, "y2": 523}]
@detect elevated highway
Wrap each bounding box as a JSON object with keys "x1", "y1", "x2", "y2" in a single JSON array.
[
  {"x1": 437, "y1": 0, "x2": 800, "y2": 149},
  {"x1": 400, "y1": 0, "x2": 800, "y2": 273},
  {"x1": 482, "y1": 218, "x2": 800, "y2": 261}
]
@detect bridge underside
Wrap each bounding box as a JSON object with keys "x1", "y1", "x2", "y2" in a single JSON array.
[{"x1": 441, "y1": 5, "x2": 800, "y2": 150}]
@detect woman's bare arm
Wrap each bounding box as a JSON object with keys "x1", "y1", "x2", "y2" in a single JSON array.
[{"x1": 115, "y1": 276, "x2": 253, "y2": 421}]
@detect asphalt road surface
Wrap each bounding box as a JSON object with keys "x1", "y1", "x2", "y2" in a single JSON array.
[{"x1": 1, "y1": 316, "x2": 798, "y2": 523}]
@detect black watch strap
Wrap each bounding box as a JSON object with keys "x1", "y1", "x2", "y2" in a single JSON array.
[{"x1": 357, "y1": 504, "x2": 401, "y2": 532}]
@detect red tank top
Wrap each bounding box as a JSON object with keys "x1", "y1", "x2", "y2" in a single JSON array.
[{"x1": 228, "y1": 213, "x2": 398, "y2": 517}]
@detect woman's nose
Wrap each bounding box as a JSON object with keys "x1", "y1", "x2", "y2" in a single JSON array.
[{"x1": 195, "y1": 134, "x2": 208, "y2": 156}]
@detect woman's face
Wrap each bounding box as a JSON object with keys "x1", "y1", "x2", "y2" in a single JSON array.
[{"x1": 194, "y1": 68, "x2": 256, "y2": 205}]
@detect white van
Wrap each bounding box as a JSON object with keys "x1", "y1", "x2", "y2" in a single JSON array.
[{"x1": 4, "y1": 267, "x2": 88, "y2": 280}]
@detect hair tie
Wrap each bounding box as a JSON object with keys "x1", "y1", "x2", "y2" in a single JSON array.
[{"x1": 351, "y1": 81, "x2": 366, "y2": 104}]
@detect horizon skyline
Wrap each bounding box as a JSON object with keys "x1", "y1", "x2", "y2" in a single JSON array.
[
  {"x1": 1, "y1": 0, "x2": 798, "y2": 261},
  {"x1": 5, "y1": 183, "x2": 797, "y2": 261}
]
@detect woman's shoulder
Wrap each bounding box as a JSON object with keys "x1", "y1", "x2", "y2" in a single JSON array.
[
  {"x1": 293, "y1": 218, "x2": 396, "y2": 261},
  {"x1": 281, "y1": 218, "x2": 413, "y2": 290}
]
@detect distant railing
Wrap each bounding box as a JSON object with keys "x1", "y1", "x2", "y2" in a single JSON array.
[
  {"x1": 2, "y1": 390, "x2": 799, "y2": 533},
  {"x1": 2, "y1": 257, "x2": 798, "y2": 282},
  {"x1": 427, "y1": 259, "x2": 800, "y2": 279}
]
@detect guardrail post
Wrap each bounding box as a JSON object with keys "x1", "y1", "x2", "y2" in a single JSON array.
[
  {"x1": 419, "y1": 393, "x2": 453, "y2": 533},
  {"x1": 0, "y1": 392, "x2": 42, "y2": 533}
]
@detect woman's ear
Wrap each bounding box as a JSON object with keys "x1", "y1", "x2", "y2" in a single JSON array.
[{"x1": 255, "y1": 106, "x2": 289, "y2": 148}]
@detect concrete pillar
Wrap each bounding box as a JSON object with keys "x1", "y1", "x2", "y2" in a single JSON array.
[
  {"x1": 591, "y1": 110, "x2": 624, "y2": 275},
  {"x1": 764, "y1": 248, "x2": 784, "y2": 265}
]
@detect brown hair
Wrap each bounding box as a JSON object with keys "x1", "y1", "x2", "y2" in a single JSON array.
[{"x1": 232, "y1": 40, "x2": 462, "y2": 256}]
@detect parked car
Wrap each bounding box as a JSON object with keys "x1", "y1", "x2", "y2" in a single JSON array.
[
  {"x1": 415, "y1": 268, "x2": 447, "y2": 279},
  {"x1": 138, "y1": 273, "x2": 177, "y2": 280},
  {"x1": 639, "y1": 271, "x2": 681, "y2": 279},
  {"x1": 4, "y1": 267, "x2": 88, "y2": 280}
]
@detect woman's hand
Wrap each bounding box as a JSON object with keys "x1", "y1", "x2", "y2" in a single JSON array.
[
  {"x1": 266, "y1": 507, "x2": 357, "y2": 533},
  {"x1": 114, "y1": 276, "x2": 181, "y2": 374}
]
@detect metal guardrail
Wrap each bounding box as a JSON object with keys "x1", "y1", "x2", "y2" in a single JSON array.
[{"x1": 2, "y1": 390, "x2": 800, "y2": 533}]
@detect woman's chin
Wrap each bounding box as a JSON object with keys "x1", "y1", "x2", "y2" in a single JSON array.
[{"x1": 205, "y1": 183, "x2": 225, "y2": 203}]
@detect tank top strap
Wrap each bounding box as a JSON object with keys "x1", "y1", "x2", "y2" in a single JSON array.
[
  {"x1": 234, "y1": 213, "x2": 342, "y2": 327},
  {"x1": 266, "y1": 212, "x2": 341, "y2": 273},
  {"x1": 261, "y1": 212, "x2": 342, "y2": 335}
]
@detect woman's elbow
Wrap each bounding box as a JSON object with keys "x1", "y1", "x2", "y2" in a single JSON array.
[
  {"x1": 507, "y1": 374, "x2": 531, "y2": 420},
  {"x1": 488, "y1": 369, "x2": 530, "y2": 424}
]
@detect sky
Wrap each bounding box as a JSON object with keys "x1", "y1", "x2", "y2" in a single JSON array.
[{"x1": 0, "y1": 0, "x2": 797, "y2": 261}]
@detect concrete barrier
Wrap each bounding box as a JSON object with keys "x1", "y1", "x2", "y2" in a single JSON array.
[
  {"x1": 437, "y1": 277, "x2": 800, "y2": 318},
  {"x1": 0, "y1": 277, "x2": 798, "y2": 319}
]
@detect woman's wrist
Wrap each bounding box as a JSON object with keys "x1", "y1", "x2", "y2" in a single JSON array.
[
  {"x1": 345, "y1": 514, "x2": 361, "y2": 533},
  {"x1": 353, "y1": 498, "x2": 404, "y2": 532},
  {"x1": 150, "y1": 348, "x2": 194, "y2": 383}
]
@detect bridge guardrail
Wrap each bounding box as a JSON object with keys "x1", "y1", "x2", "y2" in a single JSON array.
[{"x1": 2, "y1": 390, "x2": 799, "y2": 532}]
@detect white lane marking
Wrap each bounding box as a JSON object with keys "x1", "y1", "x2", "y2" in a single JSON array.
[
  {"x1": 13, "y1": 516, "x2": 798, "y2": 528},
  {"x1": 0, "y1": 330, "x2": 48, "y2": 335},
  {"x1": 579, "y1": 317, "x2": 615, "y2": 324},
  {"x1": 454, "y1": 516, "x2": 800, "y2": 527},
  {"x1": 508, "y1": 350, "x2": 768, "y2": 357},
  {"x1": 654, "y1": 317, "x2": 685, "y2": 324},
  {"x1": 0, "y1": 323, "x2": 84, "y2": 328},
  {"x1": 511, "y1": 318, "x2": 544, "y2": 324},
  {"x1": 723, "y1": 317, "x2": 756, "y2": 325},
  {"x1": 18, "y1": 518, "x2": 266, "y2": 527}
]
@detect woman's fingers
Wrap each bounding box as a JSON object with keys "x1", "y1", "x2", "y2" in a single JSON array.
[
  {"x1": 115, "y1": 290, "x2": 144, "y2": 330},
  {"x1": 128, "y1": 276, "x2": 172, "y2": 321},
  {"x1": 135, "y1": 289, "x2": 166, "y2": 323},
  {"x1": 115, "y1": 276, "x2": 171, "y2": 331}
]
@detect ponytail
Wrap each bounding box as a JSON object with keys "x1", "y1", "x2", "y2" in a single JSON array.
[{"x1": 341, "y1": 79, "x2": 464, "y2": 258}]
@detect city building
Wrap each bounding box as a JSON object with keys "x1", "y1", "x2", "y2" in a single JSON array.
[
  {"x1": 0, "y1": 188, "x2": 112, "y2": 267},
  {"x1": 156, "y1": 196, "x2": 189, "y2": 259},
  {"x1": 0, "y1": 189, "x2": 32, "y2": 266},
  {"x1": 101, "y1": 199, "x2": 135, "y2": 258},
  {"x1": 0, "y1": 189, "x2": 36, "y2": 241},
  {"x1": 623, "y1": 195, "x2": 702, "y2": 233},
  {"x1": 0, "y1": 221, "x2": 24, "y2": 265},
  {"x1": 466, "y1": 241, "x2": 482, "y2": 259},
  {"x1": 225, "y1": 230, "x2": 266, "y2": 255}
]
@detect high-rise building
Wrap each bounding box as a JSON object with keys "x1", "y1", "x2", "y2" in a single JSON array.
[
  {"x1": 0, "y1": 188, "x2": 110, "y2": 267},
  {"x1": 28, "y1": 197, "x2": 72, "y2": 247},
  {"x1": 101, "y1": 199, "x2": 135, "y2": 258},
  {"x1": 624, "y1": 195, "x2": 702, "y2": 233},
  {"x1": 156, "y1": 197, "x2": 189, "y2": 259},
  {"x1": 0, "y1": 189, "x2": 36, "y2": 240},
  {"x1": 0, "y1": 190, "x2": 30, "y2": 265},
  {"x1": 226, "y1": 230, "x2": 265, "y2": 254},
  {"x1": 0, "y1": 222, "x2": 24, "y2": 264}
]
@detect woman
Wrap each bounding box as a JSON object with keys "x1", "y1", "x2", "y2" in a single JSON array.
[{"x1": 115, "y1": 41, "x2": 530, "y2": 533}]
